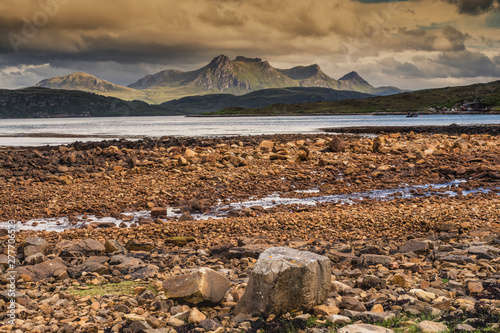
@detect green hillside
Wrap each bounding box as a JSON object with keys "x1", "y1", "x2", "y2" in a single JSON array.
[
  {"x1": 207, "y1": 80, "x2": 500, "y2": 116},
  {"x1": 163, "y1": 87, "x2": 372, "y2": 113},
  {"x1": 0, "y1": 87, "x2": 179, "y2": 118}
]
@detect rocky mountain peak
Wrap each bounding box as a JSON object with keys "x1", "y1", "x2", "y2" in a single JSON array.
[
  {"x1": 339, "y1": 71, "x2": 365, "y2": 82},
  {"x1": 208, "y1": 55, "x2": 232, "y2": 67}
]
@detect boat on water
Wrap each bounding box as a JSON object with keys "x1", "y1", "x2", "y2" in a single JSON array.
[{"x1": 406, "y1": 112, "x2": 420, "y2": 117}]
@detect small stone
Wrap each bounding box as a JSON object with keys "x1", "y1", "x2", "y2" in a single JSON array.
[
  {"x1": 467, "y1": 282, "x2": 484, "y2": 295},
  {"x1": 389, "y1": 273, "x2": 413, "y2": 288},
  {"x1": 151, "y1": 207, "x2": 167, "y2": 217},
  {"x1": 313, "y1": 305, "x2": 339, "y2": 316},
  {"x1": 104, "y1": 240, "x2": 126, "y2": 253},
  {"x1": 359, "y1": 254, "x2": 393, "y2": 267},
  {"x1": 354, "y1": 311, "x2": 395, "y2": 323},
  {"x1": 168, "y1": 317, "x2": 185, "y2": 327},
  {"x1": 409, "y1": 289, "x2": 436, "y2": 302},
  {"x1": 24, "y1": 253, "x2": 45, "y2": 265},
  {"x1": 327, "y1": 315, "x2": 351, "y2": 325},
  {"x1": 455, "y1": 324, "x2": 474, "y2": 332},
  {"x1": 329, "y1": 137, "x2": 346, "y2": 152},
  {"x1": 398, "y1": 240, "x2": 429, "y2": 255},
  {"x1": 199, "y1": 319, "x2": 222, "y2": 331},
  {"x1": 259, "y1": 140, "x2": 275, "y2": 151},
  {"x1": 124, "y1": 314, "x2": 146, "y2": 323},
  {"x1": 178, "y1": 212, "x2": 194, "y2": 222},
  {"x1": 163, "y1": 267, "x2": 230, "y2": 304},
  {"x1": 416, "y1": 321, "x2": 448, "y2": 333},
  {"x1": 339, "y1": 324, "x2": 394, "y2": 333},
  {"x1": 188, "y1": 308, "x2": 207, "y2": 324},
  {"x1": 371, "y1": 304, "x2": 384, "y2": 313}
]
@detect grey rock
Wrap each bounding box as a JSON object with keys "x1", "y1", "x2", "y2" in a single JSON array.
[
  {"x1": 398, "y1": 240, "x2": 429, "y2": 255},
  {"x1": 60, "y1": 239, "x2": 105, "y2": 257},
  {"x1": 125, "y1": 239, "x2": 154, "y2": 252},
  {"x1": 353, "y1": 311, "x2": 396, "y2": 323},
  {"x1": 341, "y1": 297, "x2": 367, "y2": 312},
  {"x1": 144, "y1": 329, "x2": 177, "y2": 333},
  {"x1": 455, "y1": 324, "x2": 474, "y2": 332},
  {"x1": 20, "y1": 237, "x2": 48, "y2": 259},
  {"x1": 327, "y1": 314, "x2": 351, "y2": 325},
  {"x1": 199, "y1": 318, "x2": 223, "y2": 331},
  {"x1": 163, "y1": 267, "x2": 230, "y2": 304},
  {"x1": 17, "y1": 257, "x2": 67, "y2": 282},
  {"x1": 24, "y1": 253, "x2": 45, "y2": 265},
  {"x1": 466, "y1": 246, "x2": 499, "y2": 260},
  {"x1": 68, "y1": 256, "x2": 110, "y2": 278},
  {"x1": 104, "y1": 239, "x2": 126, "y2": 253},
  {"x1": 416, "y1": 321, "x2": 448, "y2": 333},
  {"x1": 358, "y1": 254, "x2": 393, "y2": 267},
  {"x1": 329, "y1": 137, "x2": 346, "y2": 152},
  {"x1": 129, "y1": 321, "x2": 153, "y2": 333},
  {"x1": 438, "y1": 255, "x2": 475, "y2": 264},
  {"x1": 357, "y1": 275, "x2": 387, "y2": 290},
  {"x1": 234, "y1": 247, "x2": 330, "y2": 316}
]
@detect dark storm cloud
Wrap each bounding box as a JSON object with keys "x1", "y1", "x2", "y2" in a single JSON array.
[
  {"x1": 379, "y1": 58, "x2": 426, "y2": 78},
  {"x1": 445, "y1": 0, "x2": 498, "y2": 15},
  {"x1": 0, "y1": 0, "x2": 499, "y2": 90},
  {"x1": 395, "y1": 26, "x2": 468, "y2": 51},
  {"x1": 436, "y1": 50, "x2": 500, "y2": 76}
]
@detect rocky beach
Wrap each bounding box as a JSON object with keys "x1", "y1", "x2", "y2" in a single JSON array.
[{"x1": 1, "y1": 125, "x2": 499, "y2": 333}]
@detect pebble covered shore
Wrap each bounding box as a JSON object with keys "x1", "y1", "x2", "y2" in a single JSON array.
[{"x1": 0, "y1": 125, "x2": 499, "y2": 333}]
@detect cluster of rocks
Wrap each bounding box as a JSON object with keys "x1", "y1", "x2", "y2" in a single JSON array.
[
  {"x1": 0, "y1": 131, "x2": 498, "y2": 221},
  {"x1": 0, "y1": 129, "x2": 499, "y2": 332},
  {"x1": 1, "y1": 218, "x2": 499, "y2": 332}
]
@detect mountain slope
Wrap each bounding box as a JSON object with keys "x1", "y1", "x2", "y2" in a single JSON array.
[
  {"x1": 161, "y1": 87, "x2": 373, "y2": 113},
  {"x1": 129, "y1": 55, "x2": 299, "y2": 93},
  {"x1": 0, "y1": 87, "x2": 178, "y2": 118},
  {"x1": 277, "y1": 65, "x2": 340, "y2": 89},
  {"x1": 36, "y1": 72, "x2": 146, "y2": 101},
  {"x1": 206, "y1": 80, "x2": 500, "y2": 115}
]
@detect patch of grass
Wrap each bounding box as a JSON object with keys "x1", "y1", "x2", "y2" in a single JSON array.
[
  {"x1": 165, "y1": 236, "x2": 196, "y2": 246},
  {"x1": 69, "y1": 281, "x2": 157, "y2": 297},
  {"x1": 306, "y1": 316, "x2": 318, "y2": 328},
  {"x1": 376, "y1": 311, "x2": 437, "y2": 333}
]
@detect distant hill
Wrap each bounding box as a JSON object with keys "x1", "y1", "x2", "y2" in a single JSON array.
[
  {"x1": 36, "y1": 72, "x2": 146, "y2": 101},
  {"x1": 0, "y1": 87, "x2": 177, "y2": 118},
  {"x1": 161, "y1": 87, "x2": 373, "y2": 114},
  {"x1": 34, "y1": 55, "x2": 404, "y2": 103},
  {"x1": 206, "y1": 80, "x2": 500, "y2": 116}
]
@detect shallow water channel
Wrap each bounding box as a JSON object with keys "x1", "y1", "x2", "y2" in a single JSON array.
[{"x1": 1, "y1": 180, "x2": 497, "y2": 232}]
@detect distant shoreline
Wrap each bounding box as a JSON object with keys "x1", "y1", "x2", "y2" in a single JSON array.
[
  {"x1": 191, "y1": 110, "x2": 500, "y2": 117},
  {"x1": 322, "y1": 123, "x2": 500, "y2": 135}
]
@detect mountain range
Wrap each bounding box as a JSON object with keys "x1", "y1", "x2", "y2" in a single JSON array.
[{"x1": 35, "y1": 55, "x2": 403, "y2": 104}]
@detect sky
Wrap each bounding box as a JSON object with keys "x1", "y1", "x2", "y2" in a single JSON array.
[{"x1": 0, "y1": 0, "x2": 500, "y2": 90}]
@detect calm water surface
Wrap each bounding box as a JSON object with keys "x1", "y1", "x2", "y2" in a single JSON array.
[{"x1": 1, "y1": 114, "x2": 499, "y2": 146}]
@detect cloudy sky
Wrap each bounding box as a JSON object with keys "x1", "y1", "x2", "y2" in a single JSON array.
[{"x1": 1, "y1": 0, "x2": 499, "y2": 90}]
